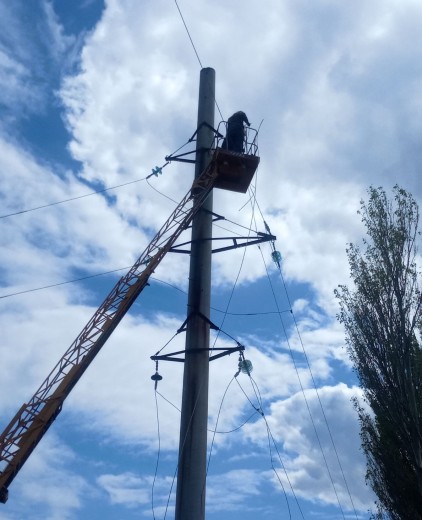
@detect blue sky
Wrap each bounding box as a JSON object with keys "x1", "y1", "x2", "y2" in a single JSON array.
[{"x1": 1, "y1": 0, "x2": 421, "y2": 519}]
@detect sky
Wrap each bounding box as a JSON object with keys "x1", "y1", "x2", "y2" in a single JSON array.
[{"x1": 0, "y1": 0, "x2": 421, "y2": 519}]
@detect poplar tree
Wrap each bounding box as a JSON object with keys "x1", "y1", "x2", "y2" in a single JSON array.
[{"x1": 336, "y1": 186, "x2": 422, "y2": 519}]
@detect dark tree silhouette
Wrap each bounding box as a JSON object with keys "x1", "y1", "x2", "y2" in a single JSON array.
[{"x1": 336, "y1": 186, "x2": 422, "y2": 519}]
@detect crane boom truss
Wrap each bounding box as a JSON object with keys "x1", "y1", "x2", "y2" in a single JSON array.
[{"x1": 0, "y1": 161, "x2": 218, "y2": 503}]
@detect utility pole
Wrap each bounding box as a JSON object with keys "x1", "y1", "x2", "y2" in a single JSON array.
[{"x1": 175, "y1": 67, "x2": 215, "y2": 520}]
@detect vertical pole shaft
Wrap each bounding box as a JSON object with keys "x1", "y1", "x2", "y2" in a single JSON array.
[{"x1": 175, "y1": 67, "x2": 215, "y2": 520}]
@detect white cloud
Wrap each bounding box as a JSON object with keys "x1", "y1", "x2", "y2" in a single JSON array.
[
  {"x1": 97, "y1": 472, "x2": 150, "y2": 506},
  {"x1": 2, "y1": 0, "x2": 422, "y2": 518},
  {"x1": 0, "y1": 1, "x2": 80, "y2": 125},
  {"x1": 206, "y1": 469, "x2": 264, "y2": 512},
  {"x1": 243, "y1": 384, "x2": 375, "y2": 512},
  {"x1": 1, "y1": 434, "x2": 90, "y2": 520}
]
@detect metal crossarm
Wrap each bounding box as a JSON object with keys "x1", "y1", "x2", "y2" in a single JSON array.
[{"x1": 0, "y1": 161, "x2": 218, "y2": 503}]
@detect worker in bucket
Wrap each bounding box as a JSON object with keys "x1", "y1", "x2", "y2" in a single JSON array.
[{"x1": 222, "y1": 111, "x2": 250, "y2": 153}]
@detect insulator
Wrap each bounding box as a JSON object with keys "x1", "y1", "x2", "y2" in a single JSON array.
[
  {"x1": 240, "y1": 359, "x2": 253, "y2": 375},
  {"x1": 271, "y1": 250, "x2": 282, "y2": 265},
  {"x1": 151, "y1": 166, "x2": 162, "y2": 177},
  {"x1": 151, "y1": 372, "x2": 163, "y2": 382}
]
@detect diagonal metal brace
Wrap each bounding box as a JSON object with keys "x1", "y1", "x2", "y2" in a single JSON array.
[
  {"x1": 151, "y1": 345, "x2": 245, "y2": 363},
  {"x1": 177, "y1": 311, "x2": 219, "y2": 334},
  {"x1": 170, "y1": 232, "x2": 277, "y2": 255}
]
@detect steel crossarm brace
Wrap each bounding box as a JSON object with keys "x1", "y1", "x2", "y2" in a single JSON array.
[
  {"x1": 0, "y1": 161, "x2": 218, "y2": 503},
  {"x1": 150, "y1": 345, "x2": 244, "y2": 363},
  {"x1": 169, "y1": 232, "x2": 277, "y2": 254}
]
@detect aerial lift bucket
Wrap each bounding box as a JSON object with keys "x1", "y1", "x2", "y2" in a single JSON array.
[{"x1": 212, "y1": 148, "x2": 260, "y2": 193}]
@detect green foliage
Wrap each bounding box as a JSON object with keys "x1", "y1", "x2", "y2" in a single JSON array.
[{"x1": 335, "y1": 186, "x2": 422, "y2": 519}]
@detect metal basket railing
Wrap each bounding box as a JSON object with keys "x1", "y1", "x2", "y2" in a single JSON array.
[{"x1": 214, "y1": 121, "x2": 259, "y2": 156}]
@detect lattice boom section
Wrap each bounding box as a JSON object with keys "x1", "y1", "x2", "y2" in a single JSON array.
[{"x1": 0, "y1": 159, "x2": 218, "y2": 499}]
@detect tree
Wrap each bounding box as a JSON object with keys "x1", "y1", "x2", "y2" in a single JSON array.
[{"x1": 335, "y1": 186, "x2": 422, "y2": 519}]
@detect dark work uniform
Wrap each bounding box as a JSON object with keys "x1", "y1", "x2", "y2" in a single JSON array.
[{"x1": 222, "y1": 111, "x2": 251, "y2": 153}]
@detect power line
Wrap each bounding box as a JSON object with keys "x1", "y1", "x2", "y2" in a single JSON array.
[
  {"x1": 0, "y1": 177, "x2": 144, "y2": 219},
  {"x1": 253, "y1": 203, "x2": 359, "y2": 518},
  {"x1": 173, "y1": 0, "x2": 203, "y2": 68},
  {"x1": 156, "y1": 390, "x2": 258, "y2": 434},
  {"x1": 172, "y1": 1, "x2": 224, "y2": 121},
  {"x1": 0, "y1": 162, "x2": 171, "y2": 220},
  {"x1": 235, "y1": 374, "x2": 305, "y2": 519},
  {"x1": 0, "y1": 269, "x2": 291, "y2": 319},
  {"x1": 0, "y1": 267, "x2": 130, "y2": 299},
  {"x1": 253, "y1": 225, "x2": 361, "y2": 518},
  {"x1": 152, "y1": 390, "x2": 161, "y2": 520},
  {"x1": 256, "y1": 243, "x2": 347, "y2": 519},
  {"x1": 274, "y1": 254, "x2": 360, "y2": 519}
]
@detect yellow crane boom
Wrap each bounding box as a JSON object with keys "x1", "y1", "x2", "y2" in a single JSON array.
[
  {"x1": 0, "y1": 160, "x2": 219, "y2": 503},
  {"x1": 0, "y1": 143, "x2": 260, "y2": 504}
]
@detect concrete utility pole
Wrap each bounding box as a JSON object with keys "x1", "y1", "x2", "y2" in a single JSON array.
[{"x1": 175, "y1": 67, "x2": 215, "y2": 520}]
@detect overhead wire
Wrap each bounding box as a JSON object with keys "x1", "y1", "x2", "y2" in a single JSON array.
[
  {"x1": 204, "y1": 375, "x2": 235, "y2": 490},
  {"x1": 208, "y1": 173, "x2": 259, "y2": 354},
  {"x1": 155, "y1": 390, "x2": 258, "y2": 434},
  {"x1": 241, "y1": 186, "x2": 348, "y2": 516},
  {"x1": 273, "y1": 251, "x2": 359, "y2": 519},
  {"x1": 146, "y1": 177, "x2": 180, "y2": 206},
  {"x1": 139, "y1": 155, "x2": 307, "y2": 514},
  {"x1": 172, "y1": 0, "x2": 224, "y2": 121},
  {"x1": 173, "y1": 0, "x2": 202, "y2": 68},
  {"x1": 249, "y1": 209, "x2": 358, "y2": 519},
  {"x1": 0, "y1": 267, "x2": 130, "y2": 299},
  {"x1": 0, "y1": 134, "x2": 192, "y2": 222},
  {"x1": 203, "y1": 173, "x2": 306, "y2": 516},
  {"x1": 0, "y1": 270, "x2": 291, "y2": 317},
  {"x1": 152, "y1": 389, "x2": 161, "y2": 520},
  {"x1": 255, "y1": 240, "x2": 347, "y2": 520},
  {"x1": 253, "y1": 200, "x2": 359, "y2": 519},
  {"x1": 235, "y1": 373, "x2": 305, "y2": 520},
  {"x1": 0, "y1": 163, "x2": 171, "y2": 220}
]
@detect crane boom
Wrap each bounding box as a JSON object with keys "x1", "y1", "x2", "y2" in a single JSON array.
[{"x1": 0, "y1": 160, "x2": 218, "y2": 503}]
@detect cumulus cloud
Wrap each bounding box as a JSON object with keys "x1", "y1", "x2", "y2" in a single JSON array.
[
  {"x1": 2, "y1": 0, "x2": 421, "y2": 517},
  {"x1": 2, "y1": 433, "x2": 90, "y2": 520},
  {"x1": 243, "y1": 384, "x2": 375, "y2": 512}
]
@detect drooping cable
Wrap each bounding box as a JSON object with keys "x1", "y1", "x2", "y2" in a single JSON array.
[
  {"x1": 151, "y1": 389, "x2": 161, "y2": 520},
  {"x1": 235, "y1": 373, "x2": 305, "y2": 520},
  {"x1": 202, "y1": 359, "x2": 300, "y2": 520},
  {"x1": 172, "y1": 1, "x2": 224, "y2": 121},
  {"x1": 146, "y1": 177, "x2": 180, "y2": 205},
  {"x1": 0, "y1": 270, "x2": 289, "y2": 319},
  {"x1": 255, "y1": 242, "x2": 347, "y2": 520},
  {"x1": 252, "y1": 194, "x2": 358, "y2": 518},
  {"x1": 0, "y1": 162, "x2": 171, "y2": 220},
  {"x1": 173, "y1": 0, "x2": 202, "y2": 67},
  {"x1": 0, "y1": 266, "x2": 130, "y2": 299},
  {"x1": 246, "y1": 185, "x2": 357, "y2": 519},
  {"x1": 204, "y1": 375, "x2": 236, "y2": 495},
  {"x1": 155, "y1": 390, "x2": 258, "y2": 434},
  {"x1": 0, "y1": 176, "x2": 144, "y2": 219},
  {"x1": 209, "y1": 172, "x2": 259, "y2": 354},
  {"x1": 0, "y1": 135, "x2": 195, "y2": 221},
  {"x1": 164, "y1": 465, "x2": 178, "y2": 520},
  {"x1": 267, "y1": 244, "x2": 359, "y2": 519}
]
